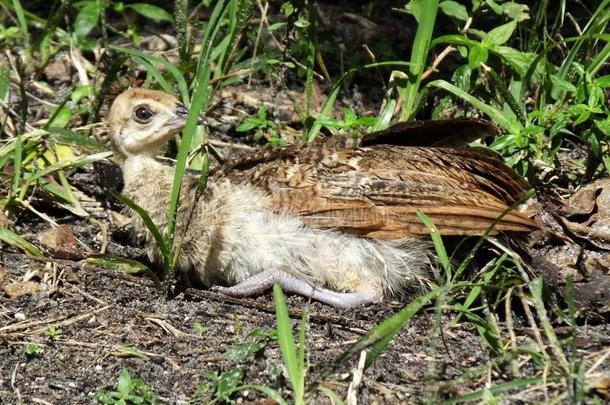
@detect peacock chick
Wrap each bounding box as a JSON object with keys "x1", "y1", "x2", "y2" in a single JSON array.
[{"x1": 102, "y1": 88, "x2": 434, "y2": 308}]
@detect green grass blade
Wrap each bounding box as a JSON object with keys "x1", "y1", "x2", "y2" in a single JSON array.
[
  {"x1": 399, "y1": 0, "x2": 439, "y2": 121},
  {"x1": 86, "y1": 254, "x2": 161, "y2": 288},
  {"x1": 297, "y1": 308, "x2": 307, "y2": 402},
  {"x1": 557, "y1": 0, "x2": 610, "y2": 82},
  {"x1": 11, "y1": 0, "x2": 31, "y2": 60},
  {"x1": 317, "y1": 386, "x2": 345, "y2": 405},
  {"x1": 587, "y1": 39, "x2": 610, "y2": 76},
  {"x1": 273, "y1": 284, "x2": 304, "y2": 403},
  {"x1": 219, "y1": 384, "x2": 289, "y2": 405},
  {"x1": 46, "y1": 128, "x2": 108, "y2": 152},
  {"x1": 0, "y1": 226, "x2": 42, "y2": 256},
  {"x1": 110, "y1": 189, "x2": 170, "y2": 265},
  {"x1": 166, "y1": 0, "x2": 229, "y2": 246},
  {"x1": 109, "y1": 45, "x2": 190, "y2": 105},
  {"x1": 450, "y1": 254, "x2": 507, "y2": 326},
  {"x1": 10, "y1": 134, "x2": 22, "y2": 201},
  {"x1": 21, "y1": 151, "x2": 111, "y2": 185},
  {"x1": 363, "y1": 288, "x2": 442, "y2": 368},
  {"x1": 0, "y1": 62, "x2": 9, "y2": 100},
  {"x1": 427, "y1": 79, "x2": 520, "y2": 133},
  {"x1": 442, "y1": 375, "x2": 561, "y2": 404},
  {"x1": 416, "y1": 210, "x2": 450, "y2": 279},
  {"x1": 134, "y1": 56, "x2": 175, "y2": 96},
  {"x1": 529, "y1": 277, "x2": 570, "y2": 372}
]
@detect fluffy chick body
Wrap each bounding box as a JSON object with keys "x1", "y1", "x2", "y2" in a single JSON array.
[{"x1": 122, "y1": 154, "x2": 430, "y2": 303}]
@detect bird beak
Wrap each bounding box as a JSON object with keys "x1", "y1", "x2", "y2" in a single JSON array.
[{"x1": 174, "y1": 103, "x2": 206, "y2": 127}]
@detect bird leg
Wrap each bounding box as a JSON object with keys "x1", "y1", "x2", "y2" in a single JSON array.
[{"x1": 211, "y1": 269, "x2": 379, "y2": 308}]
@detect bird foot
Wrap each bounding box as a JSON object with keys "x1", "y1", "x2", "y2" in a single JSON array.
[{"x1": 210, "y1": 269, "x2": 378, "y2": 308}]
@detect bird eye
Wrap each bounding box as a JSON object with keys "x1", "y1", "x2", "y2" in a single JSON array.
[{"x1": 133, "y1": 105, "x2": 153, "y2": 123}]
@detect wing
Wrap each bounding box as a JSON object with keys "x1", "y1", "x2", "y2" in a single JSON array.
[
  {"x1": 359, "y1": 118, "x2": 501, "y2": 147},
  {"x1": 214, "y1": 136, "x2": 537, "y2": 239}
]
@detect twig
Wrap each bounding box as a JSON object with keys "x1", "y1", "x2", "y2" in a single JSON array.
[
  {"x1": 207, "y1": 139, "x2": 256, "y2": 150},
  {"x1": 248, "y1": 1, "x2": 269, "y2": 86},
  {"x1": 347, "y1": 350, "x2": 367, "y2": 405},
  {"x1": 16, "y1": 198, "x2": 59, "y2": 227},
  {"x1": 70, "y1": 285, "x2": 108, "y2": 306},
  {"x1": 586, "y1": 348, "x2": 610, "y2": 376},
  {"x1": 256, "y1": 2, "x2": 324, "y2": 81},
  {"x1": 0, "y1": 305, "x2": 112, "y2": 335},
  {"x1": 145, "y1": 317, "x2": 204, "y2": 339},
  {"x1": 421, "y1": 46, "x2": 456, "y2": 80},
  {"x1": 11, "y1": 361, "x2": 22, "y2": 405}
]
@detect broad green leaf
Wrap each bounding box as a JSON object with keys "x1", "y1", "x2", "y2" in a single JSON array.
[
  {"x1": 117, "y1": 369, "x2": 132, "y2": 394},
  {"x1": 452, "y1": 64, "x2": 471, "y2": 91},
  {"x1": 404, "y1": 0, "x2": 423, "y2": 23},
  {"x1": 431, "y1": 34, "x2": 480, "y2": 48},
  {"x1": 236, "y1": 120, "x2": 260, "y2": 132},
  {"x1": 70, "y1": 85, "x2": 91, "y2": 104},
  {"x1": 596, "y1": 75, "x2": 610, "y2": 88},
  {"x1": 400, "y1": 0, "x2": 439, "y2": 120},
  {"x1": 483, "y1": 20, "x2": 517, "y2": 46},
  {"x1": 485, "y1": 0, "x2": 503, "y2": 14},
  {"x1": 494, "y1": 46, "x2": 536, "y2": 77},
  {"x1": 468, "y1": 44, "x2": 488, "y2": 68},
  {"x1": 74, "y1": 2, "x2": 101, "y2": 39},
  {"x1": 550, "y1": 75, "x2": 577, "y2": 95},
  {"x1": 502, "y1": 2, "x2": 530, "y2": 22},
  {"x1": 47, "y1": 105, "x2": 72, "y2": 129},
  {"x1": 86, "y1": 254, "x2": 161, "y2": 287},
  {"x1": 439, "y1": 0, "x2": 468, "y2": 21},
  {"x1": 126, "y1": 3, "x2": 173, "y2": 22},
  {"x1": 281, "y1": 2, "x2": 294, "y2": 16},
  {"x1": 595, "y1": 118, "x2": 610, "y2": 136}
]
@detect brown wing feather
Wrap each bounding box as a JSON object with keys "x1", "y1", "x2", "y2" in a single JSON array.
[
  {"x1": 215, "y1": 141, "x2": 537, "y2": 238},
  {"x1": 359, "y1": 118, "x2": 501, "y2": 147}
]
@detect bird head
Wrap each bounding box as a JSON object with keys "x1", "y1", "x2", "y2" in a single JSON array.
[{"x1": 103, "y1": 88, "x2": 201, "y2": 163}]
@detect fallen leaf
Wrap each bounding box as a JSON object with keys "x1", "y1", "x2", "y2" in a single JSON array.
[
  {"x1": 593, "y1": 375, "x2": 610, "y2": 400},
  {"x1": 3, "y1": 281, "x2": 42, "y2": 299},
  {"x1": 38, "y1": 224, "x2": 85, "y2": 260},
  {"x1": 111, "y1": 211, "x2": 131, "y2": 229}
]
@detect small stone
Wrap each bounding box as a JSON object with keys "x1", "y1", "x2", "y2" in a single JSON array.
[{"x1": 14, "y1": 312, "x2": 26, "y2": 321}]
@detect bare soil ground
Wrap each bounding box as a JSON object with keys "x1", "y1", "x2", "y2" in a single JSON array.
[{"x1": 2, "y1": 246, "x2": 608, "y2": 404}]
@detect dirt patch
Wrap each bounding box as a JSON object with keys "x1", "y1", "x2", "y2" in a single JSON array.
[{"x1": 1, "y1": 247, "x2": 609, "y2": 403}]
